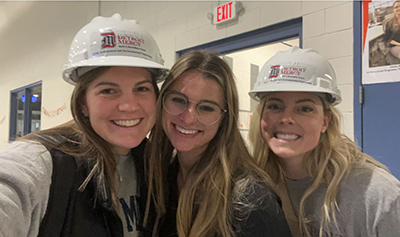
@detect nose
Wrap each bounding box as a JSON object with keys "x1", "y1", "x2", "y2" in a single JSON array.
[
  {"x1": 280, "y1": 109, "x2": 294, "y2": 124},
  {"x1": 118, "y1": 94, "x2": 140, "y2": 111},
  {"x1": 179, "y1": 103, "x2": 197, "y2": 124}
]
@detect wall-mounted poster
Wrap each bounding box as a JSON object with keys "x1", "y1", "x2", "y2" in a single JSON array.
[{"x1": 363, "y1": 0, "x2": 400, "y2": 84}]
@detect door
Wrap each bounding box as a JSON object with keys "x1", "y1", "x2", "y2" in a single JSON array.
[
  {"x1": 357, "y1": 0, "x2": 400, "y2": 179},
  {"x1": 362, "y1": 83, "x2": 400, "y2": 179}
]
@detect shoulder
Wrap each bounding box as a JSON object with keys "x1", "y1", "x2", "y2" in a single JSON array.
[
  {"x1": 231, "y1": 175, "x2": 292, "y2": 236},
  {"x1": 339, "y1": 163, "x2": 400, "y2": 214},
  {"x1": 0, "y1": 141, "x2": 53, "y2": 191},
  {"x1": 0, "y1": 141, "x2": 53, "y2": 236},
  {"x1": 233, "y1": 175, "x2": 277, "y2": 201},
  {"x1": 232, "y1": 175, "x2": 281, "y2": 217},
  {"x1": 334, "y1": 164, "x2": 400, "y2": 235},
  {"x1": 341, "y1": 163, "x2": 400, "y2": 195},
  {"x1": 0, "y1": 140, "x2": 52, "y2": 171},
  {"x1": 2, "y1": 139, "x2": 48, "y2": 152}
]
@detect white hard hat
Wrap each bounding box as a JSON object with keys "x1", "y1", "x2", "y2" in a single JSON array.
[
  {"x1": 249, "y1": 46, "x2": 341, "y2": 105},
  {"x1": 62, "y1": 13, "x2": 169, "y2": 85}
]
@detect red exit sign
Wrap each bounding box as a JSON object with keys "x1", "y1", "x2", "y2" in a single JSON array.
[{"x1": 213, "y1": 1, "x2": 236, "y2": 24}]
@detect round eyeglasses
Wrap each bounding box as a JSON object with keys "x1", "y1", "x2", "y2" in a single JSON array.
[{"x1": 163, "y1": 91, "x2": 227, "y2": 125}]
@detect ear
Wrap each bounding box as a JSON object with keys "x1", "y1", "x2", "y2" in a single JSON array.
[
  {"x1": 81, "y1": 105, "x2": 89, "y2": 117},
  {"x1": 321, "y1": 112, "x2": 331, "y2": 133}
]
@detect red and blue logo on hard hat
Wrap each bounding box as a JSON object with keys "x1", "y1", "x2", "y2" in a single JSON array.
[
  {"x1": 101, "y1": 32, "x2": 116, "y2": 49},
  {"x1": 269, "y1": 65, "x2": 280, "y2": 78}
]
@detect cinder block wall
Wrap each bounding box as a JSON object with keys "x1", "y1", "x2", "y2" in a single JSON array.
[{"x1": 0, "y1": 1, "x2": 354, "y2": 148}]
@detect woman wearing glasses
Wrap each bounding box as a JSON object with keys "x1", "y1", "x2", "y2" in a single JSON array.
[{"x1": 145, "y1": 50, "x2": 292, "y2": 236}]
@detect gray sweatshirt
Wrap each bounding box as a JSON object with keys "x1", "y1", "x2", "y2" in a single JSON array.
[
  {"x1": 285, "y1": 163, "x2": 400, "y2": 237},
  {"x1": 0, "y1": 141, "x2": 52, "y2": 237}
]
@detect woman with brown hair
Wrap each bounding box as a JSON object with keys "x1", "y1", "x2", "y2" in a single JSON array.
[
  {"x1": 146, "y1": 50, "x2": 292, "y2": 237},
  {"x1": 0, "y1": 13, "x2": 168, "y2": 237}
]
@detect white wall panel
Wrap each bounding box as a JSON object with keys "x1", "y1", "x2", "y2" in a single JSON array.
[
  {"x1": 227, "y1": 7, "x2": 260, "y2": 37},
  {"x1": 329, "y1": 56, "x2": 353, "y2": 86},
  {"x1": 176, "y1": 29, "x2": 199, "y2": 51},
  {"x1": 336, "y1": 84, "x2": 353, "y2": 113},
  {"x1": 198, "y1": 23, "x2": 227, "y2": 45},
  {"x1": 342, "y1": 112, "x2": 354, "y2": 141},
  {"x1": 303, "y1": 11, "x2": 325, "y2": 38},
  {"x1": 326, "y1": 2, "x2": 353, "y2": 33},
  {"x1": 139, "y1": 13, "x2": 158, "y2": 32},
  {"x1": 260, "y1": 1, "x2": 302, "y2": 27},
  {"x1": 304, "y1": 29, "x2": 353, "y2": 59},
  {"x1": 302, "y1": 1, "x2": 347, "y2": 15},
  {"x1": 187, "y1": 6, "x2": 213, "y2": 31}
]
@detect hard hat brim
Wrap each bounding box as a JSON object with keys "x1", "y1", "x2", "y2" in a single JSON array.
[
  {"x1": 249, "y1": 82, "x2": 342, "y2": 105},
  {"x1": 63, "y1": 56, "x2": 169, "y2": 85}
]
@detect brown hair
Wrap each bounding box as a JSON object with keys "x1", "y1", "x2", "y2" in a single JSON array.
[
  {"x1": 22, "y1": 66, "x2": 159, "y2": 209},
  {"x1": 146, "y1": 50, "x2": 275, "y2": 236}
]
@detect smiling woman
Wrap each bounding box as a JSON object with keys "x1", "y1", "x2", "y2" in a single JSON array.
[
  {"x1": 82, "y1": 67, "x2": 156, "y2": 155},
  {"x1": 0, "y1": 14, "x2": 168, "y2": 237},
  {"x1": 162, "y1": 70, "x2": 226, "y2": 158},
  {"x1": 146, "y1": 50, "x2": 292, "y2": 237},
  {"x1": 261, "y1": 92, "x2": 329, "y2": 166},
  {"x1": 249, "y1": 46, "x2": 400, "y2": 237}
]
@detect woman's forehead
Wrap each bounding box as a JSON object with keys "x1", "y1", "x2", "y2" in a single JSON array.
[{"x1": 266, "y1": 92, "x2": 321, "y2": 101}]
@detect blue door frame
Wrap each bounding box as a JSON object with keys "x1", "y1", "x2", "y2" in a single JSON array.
[
  {"x1": 177, "y1": 17, "x2": 302, "y2": 56},
  {"x1": 353, "y1": 0, "x2": 363, "y2": 147}
]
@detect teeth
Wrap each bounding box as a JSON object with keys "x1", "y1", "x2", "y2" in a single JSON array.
[
  {"x1": 276, "y1": 133, "x2": 299, "y2": 140},
  {"x1": 175, "y1": 125, "x2": 198, "y2": 135},
  {"x1": 114, "y1": 119, "x2": 140, "y2": 127}
]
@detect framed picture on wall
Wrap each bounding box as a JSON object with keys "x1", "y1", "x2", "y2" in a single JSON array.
[{"x1": 362, "y1": 0, "x2": 400, "y2": 84}]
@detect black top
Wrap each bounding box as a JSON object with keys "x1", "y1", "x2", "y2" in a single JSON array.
[
  {"x1": 38, "y1": 139, "x2": 154, "y2": 237},
  {"x1": 158, "y1": 160, "x2": 292, "y2": 237}
]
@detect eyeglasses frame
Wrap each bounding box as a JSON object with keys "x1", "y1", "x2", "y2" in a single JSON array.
[{"x1": 162, "y1": 90, "x2": 227, "y2": 125}]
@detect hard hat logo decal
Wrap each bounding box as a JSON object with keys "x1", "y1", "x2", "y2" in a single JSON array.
[
  {"x1": 280, "y1": 66, "x2": 306, "y2": 76},
  {"x1": 269, "y1": 65, "x2": 280, "y2": 79},
  {"x1": 118, "y1": 34, "x2": 144, "y2": 47},
  {"x1": 266, "y1": 63, "x2": 309, "y2": 83},
  {"x1": 92, "y1": 31, "x2": 152, "y2": 60},
  {"x1": 101, "y1": 32, "x2": 116, "y2": 49}
]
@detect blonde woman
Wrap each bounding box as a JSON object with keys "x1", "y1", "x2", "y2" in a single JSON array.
[
  {"x1": 249, "y1": 46, "x2": 400, "y2": 237},
  {"x1": 146, "y1": 50, "x2": 292, "y2": 237},
  {"x1": 0, "y1": 14, "x2": 168, "y2": 236}
]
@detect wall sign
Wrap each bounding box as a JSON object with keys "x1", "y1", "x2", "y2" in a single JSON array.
[
  {"x1": 209, "y1": 1, "x2": 243, "y2": 25},
  {"x1": 362, "y1": 0, "x2": 400, "y2": 84},
  {"x1": 214, "y1": 2, "x2": 236, "y2": 24}
]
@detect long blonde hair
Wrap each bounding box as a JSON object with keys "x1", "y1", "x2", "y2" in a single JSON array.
[
  {"x1": 22, "y1": 67, "x2": 159, "y2": 210},
  {"x1": 146, "y1": 50, "x2": 274, "y2": 236},
  {"x1": 249, "y1": 94, "x2": 387, "y2": 236}
]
